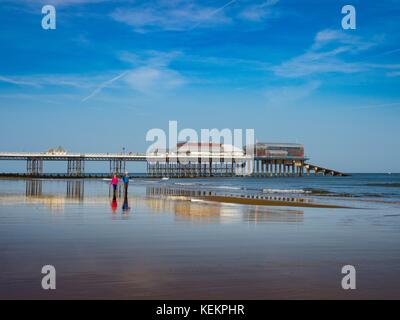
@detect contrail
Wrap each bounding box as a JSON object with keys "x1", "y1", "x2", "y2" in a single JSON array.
[
  {"x1": 0, "y1": 75, "x2": 38, "y2": 87},
  {"x1": 81, "y1": 71, "x2": 128, "y2": 102},
  {"x1": 190, "y1": 0, "x2": 237, "y2": 30},
  {"x1": 378, "y1": 48, "x2": 400, "y2": 57}
]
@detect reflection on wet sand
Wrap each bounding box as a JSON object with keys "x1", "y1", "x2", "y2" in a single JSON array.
[
  {"x1": 25, "y1": 180, "x2": 85, "y2": 201},
  {"x1": 243, "y1": 206, "x2": 304, "y2": 223},
  {"x1": 146, "y1": 185, "x2": 311, "y2": 202},
  {"x1": 25, "y1": 179, "x2": 65, "y2": 212},
  {"x1": 110, "y1": 181, "x2": 118, "y2": 213},
  {"x1": 2, "y1": 180, "x2": 303, "y2": 222},
  {"x1": 110, "y1": 198, "x2": 118, "y2": 213},
  {"x1": 122, "y1": 193, "x2": 130, "y2": 213},
  {"x1": 146, "y1": 185, "x2": 345, "y2": 208},
  {"x1": 19, "y1": 180, "x2": 85, "y2": 212},
  {"x1": 110, "y1": 183, "x2": 131, "y2": 215},
  {"x1": 66, "y1": 180, "x2": 84, "y2": 201},
  {"x1": 1, "y1": 180, "x2": 125, "y2": 214},
  {"x1": 25, "y1": 179, "x2": 42, "y2": 196},
  {"x1": 144, "y1": 186, "x2": 303, "y2": 223}
]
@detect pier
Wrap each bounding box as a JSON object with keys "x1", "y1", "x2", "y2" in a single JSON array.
[{"x1": 0, "y1": 149, "x2": 348, "y2": 178}]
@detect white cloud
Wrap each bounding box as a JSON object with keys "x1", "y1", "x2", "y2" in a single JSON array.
[
  {"x1": 264, "y1": 81, "x2": 321, "y2": 106},
  {"x1": 82, "y1": 50, "x2": 187, "y2": 100},
  {"x1": 110, "y1": 0, "x2": 234, "y2": 32},
  {"x1": 124, "y1": 67, "x2": 185, "y2": 93},
  {"x1": 0, "y1": 50, "x2": 187, "y2": 102},
  {"x1": 273, "y1": 29, "x2": 378, "y2": 78},
  {"x1": 118, "y1": 50, "x2": 186, "y2": 93},
  {"x1": 274, "y1": 50, "x2": 366, "y2": 78},
  {"x1": 386, "y1": 70, "x2": 400, "y2": 77},
  {"x1": 118, "y1": 50, "x2": 182, "y2": 68},
  {"x1": 312, "y1": 29, "x2": 374, "y2": 51},
  {"x1": 238, "y1": 0, "x2": 280, "y2": 22},
  {"x1": 110, "y1": 0, "x2": 281, "y2": 32}
]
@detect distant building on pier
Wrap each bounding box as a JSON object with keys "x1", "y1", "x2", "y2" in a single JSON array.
[
  {"x1": 175, "y1": 141, "x2": 244, "y2": 157},
  {"x1": 246, "y1": 142, "x2": 305, "y2": 159}
]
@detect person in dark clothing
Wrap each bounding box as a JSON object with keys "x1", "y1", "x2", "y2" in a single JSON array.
[
  {"x1": 122, "y1": 172, "x2": 130, "y2": 212},
  {"x1": 122, "y1": 171, "x2": 129, "y2": 195}
]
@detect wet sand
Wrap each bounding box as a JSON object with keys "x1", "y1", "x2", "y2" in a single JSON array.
[{"x1": 1, "y1": 178, "x2": 400, "y2": 299}]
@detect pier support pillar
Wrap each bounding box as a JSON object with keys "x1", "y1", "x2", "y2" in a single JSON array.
[
  {"x1": 27, "y1": 158, "x2": 44, "y2": 176},
  {"x1": 67, "y1": 158, "x2": 85, "y2": 176},
  {"x1": 110, "y1": 159, "x2": 124, "y2": 176}
]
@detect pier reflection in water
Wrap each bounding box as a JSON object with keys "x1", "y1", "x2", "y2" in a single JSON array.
[
  {"x1": 25, "y1": 179, "x2": 42, "y2": 197},
  {"x1": 146, "y1": 185, "x2": 312, "y2": 204},
  {"x1": 145, "y1": 185, "x2": 303, "y2": 223},
  {"x1": 22, "y1": 180, "x2": 85, "y2": 212},
  {"x1": 20, "y1": 180, "x2": 302, "y2": 222},
  {"x1": 25, "y1": 179, "x2": 85, "y2": 201},
  {"x1": 66, "y1": 180, "x2": 84, "y2": 201}
]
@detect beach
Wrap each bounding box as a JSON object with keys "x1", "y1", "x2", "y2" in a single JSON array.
[{"x1": 0, "y1": 174, "x2": 400, "y2": 299}]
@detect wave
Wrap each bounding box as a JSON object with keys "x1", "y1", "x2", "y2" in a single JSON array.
[
  {"x1": 174, "y1": 182, "x2": 242, "y2": 190},
  {"x1": 174, "y1": 182, "x2": 198, "y2": 186},
  {"x1": 262, "y1": 188, "x2": 359, "y2": 198},
  {"x1": 305, "y1": 188, "x2": 358, "y2": 197},
  {"x1": 135, "y1": 179, "x2": 160, "y2": 184},
  {"x1": 212, "y1": 186, "x2": 242, "y2": 190},
  {"x1": 304, "y1": 188, "x2": 331, "y2": 195},
  {"x1": 263, "y1": 188, "x2": 312, "y2": 194}
]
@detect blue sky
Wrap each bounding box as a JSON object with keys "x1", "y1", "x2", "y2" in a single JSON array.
[{"x1": 0, "y1": 0, "x2": 400, "y2": 172}]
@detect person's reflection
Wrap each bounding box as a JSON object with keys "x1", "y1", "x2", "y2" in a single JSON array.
[
  {"x1": 122, "y1": 191, "x2": 130, "y2": 214},
  {"x1": 111, "y1": 190, "x2": 118, "y2": 213}
]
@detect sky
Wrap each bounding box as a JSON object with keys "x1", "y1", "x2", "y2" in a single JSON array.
[{"x1": 0, "y1": 0, "x2": 400, "y2": 172}]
